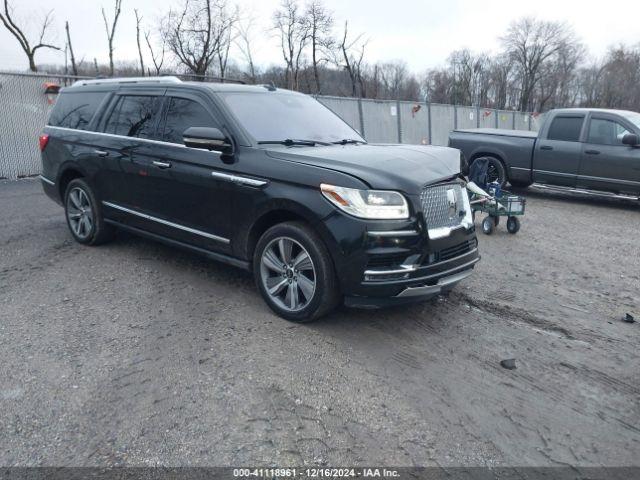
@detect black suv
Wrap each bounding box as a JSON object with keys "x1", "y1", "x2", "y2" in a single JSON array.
[{"x1": 39, "y1": 77, "x2": 480, "y2": 321}]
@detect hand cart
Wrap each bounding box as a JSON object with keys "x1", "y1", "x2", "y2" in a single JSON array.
[{"x1": 469, "y1": 182, "x2": 526, "y2": 235}]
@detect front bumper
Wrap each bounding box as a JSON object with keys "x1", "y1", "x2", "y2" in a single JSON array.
[
  {"x1": 321, "y1": 207, "x2": 480, "y2": 308},
  {"x1": 345, "y1": 267, "x2": 476, "y2": 308},
  {"x1": 344, "y1": 236, "x2": 479, "y2": 308}
]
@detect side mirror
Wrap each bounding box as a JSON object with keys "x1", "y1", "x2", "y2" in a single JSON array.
[
  {"x1": 622, "y1": 133, "x2": 639, "y2": 146},
  {"x1": 183, "y1": 126, "x2": 233, "y2": 153}
]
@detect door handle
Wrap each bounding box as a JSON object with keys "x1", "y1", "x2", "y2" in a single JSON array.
[
  {"x1": 94, "y1": 149, "x2": 109, "y2": 157},
  {"x1": 540, "y1": 145, "x2": 553, "y2": 151},
  {"x1": 152, "y1": 160, "x2": 172, "y2": 169},
  {"x1": 585, "y1": 149, "x2": 600, "y2": 155}
]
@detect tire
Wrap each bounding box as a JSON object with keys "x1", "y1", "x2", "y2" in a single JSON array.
[
  {"x1": 509, "y1": 179, "x2": 533, "y2": 189},
  {"x1": 253, "y1": 221, "x2": 340, "y2": 322},
  {"x1": 482, "y1": 216, "x2": 494, "y2": 235},
  {"x1": 64, "y1": 178, "x2": 114, "y2": 245},
  {"x1": 478, "y1": 156, "x2": 507, "y2": 188},
  {"x1": 507, "y1": 216, "x2": 521, "y2": 234}
]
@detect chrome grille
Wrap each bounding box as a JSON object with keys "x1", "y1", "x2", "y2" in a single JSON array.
[{"x1": 420, "y1": 183, "x2": 466, "y2": 231}]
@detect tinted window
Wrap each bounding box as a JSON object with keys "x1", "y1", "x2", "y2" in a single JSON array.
[
  {"x1": 547, "y1": 116, "x2": 584, "y2": 142},
  {"x1": 48, "y1": 91, "x2": 107, "y2": 130},
  {"x1": 588, "y1": 118, "x2": 631, "y2": 145},
  {"x1": 105, "y1": 95, "x2": 162, "y2": 138},
  {"x1": 220, "y1": 92, "x2": 364, "y2": 144},
  {"x1": 163, "y1": 98, "x2": 216, "y2": 144}
]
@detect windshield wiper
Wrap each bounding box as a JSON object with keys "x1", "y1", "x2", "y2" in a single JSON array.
[
  {"x1": 258, "y1": 139, "x2": 330, "y2": 146},
  {"x1": 332, "y1": 138, "x2": 366, "y2": 145}
]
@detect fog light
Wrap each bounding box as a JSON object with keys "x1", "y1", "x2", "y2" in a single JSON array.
[{"x1": 364, "y1": 272, "x2": 410, "y2": 282}]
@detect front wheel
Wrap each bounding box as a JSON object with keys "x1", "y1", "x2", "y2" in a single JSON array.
[
  {"x1": 482, "y1": 216, "x2": 495, "y2": 235},
  {"x1": 253, "y1": 222, "x2": 340, "y2": 322}
]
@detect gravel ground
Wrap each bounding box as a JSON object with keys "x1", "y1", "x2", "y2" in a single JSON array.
[{"x1": 0, "y1": 178, "x2": 638, "y2": 467}]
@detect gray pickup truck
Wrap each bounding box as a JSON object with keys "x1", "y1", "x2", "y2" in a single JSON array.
[{"x1": 449, "y1": 108, "x2": 640, "y2": 198}]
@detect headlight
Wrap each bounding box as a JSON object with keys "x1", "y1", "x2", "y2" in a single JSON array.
[{"x1": 320, "y1": 184, "x2": 410, "y2": 219}]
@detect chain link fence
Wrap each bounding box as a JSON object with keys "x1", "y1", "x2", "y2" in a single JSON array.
[{"x1": 0, "y1": 71, "x2": 543, "y2": 180}]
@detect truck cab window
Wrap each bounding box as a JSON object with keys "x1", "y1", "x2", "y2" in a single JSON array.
[
  {"x1": 162, "y1": 98, "x2": 216, "y2": 144},
  {"x1": 587, "y1": 118, "x2": 631, "y2": 145},
  {"x1": 105, "y1": 95, "x2": 162, "y2": 139},
  {"x1": 547, "y1": 116, "x2": 584, "y2": 142}
]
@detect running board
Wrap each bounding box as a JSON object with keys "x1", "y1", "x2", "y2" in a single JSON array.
[
  {"x1": 104, "y1": 219, "x2": 251, "y2": 271},
  {"x1": 531, "y1": 183, "x2": 639, "y2": 201}
]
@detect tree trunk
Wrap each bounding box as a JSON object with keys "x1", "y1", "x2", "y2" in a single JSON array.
[
  {"x1": 28, "y1": 54, "x2": 37, "y2": 72},
  {"x1": 65, "y1": 21, "x2": 78, "y2": 76}
]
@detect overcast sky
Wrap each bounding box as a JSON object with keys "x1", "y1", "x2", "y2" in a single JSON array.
[{"x1": 0, "y1": 0, "x2": 638, "y2": 74}]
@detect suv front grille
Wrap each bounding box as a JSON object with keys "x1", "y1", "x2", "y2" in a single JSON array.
[{"x1": 419, "y1": 183, "x2": 466, "y2": 232}]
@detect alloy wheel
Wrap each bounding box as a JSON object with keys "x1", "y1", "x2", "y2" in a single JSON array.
[
  {"x1": 66, "y1": 187, "x2": 94, "y2": 240},
  {"x1": 260, "y1": 237, "x2": 316, "y2": 312}
]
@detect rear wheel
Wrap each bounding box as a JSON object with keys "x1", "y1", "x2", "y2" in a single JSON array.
[
  {"x1": 253, "y1": 222, "x2": 340, "y2": 322},
  {"x1": 64, "y1": 178, "x2": 114, "y2": 245},
  {"x1": 476, "y1": 156, "x2": 507, "y2": 188}
]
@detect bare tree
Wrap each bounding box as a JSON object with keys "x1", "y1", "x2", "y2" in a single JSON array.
[
  {"x1": 305, "y1": 0, "x2": 333, "y2": 93},
  {"x1": 134, "y1": 9, "x2": 145, "y2": 76},
  {"x1": 235, "y1": 14, "x2": 258, "y2": 82},
  {"x1": 273, "y1": 0, "x2": 310, "y2": 90},
  {"x1": 145, "y1": 30, "x2": 167, "y2": 76},
  {"x1": 216, "y1": 7, "x2": 238, "y2": 79},
  {"x1": 161, "y1": 0, "x2": 235, "y2": 77},
  {"x1": 0, "y1": 1, "x2": 60, "y2": 72},
  {"x1": 336, "y1": 20, "x2": 367, "y2": 97},
  {"x1": 102, "y1": 0, "x2": 123, "y2": 76},
  {"x1": 501, "y1": 17, "x2": 579, "y2": 111},
  {"x1": 64, "y1": 21, "x2": 78, "y2": 76}
]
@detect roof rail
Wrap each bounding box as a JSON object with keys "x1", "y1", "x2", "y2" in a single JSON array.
[
  {"x1": 177, "y1": 73, "x2": 246, "y2": 85},
  {"x1": 72, "y1": 76, "x2": 182, "y2": 87}
]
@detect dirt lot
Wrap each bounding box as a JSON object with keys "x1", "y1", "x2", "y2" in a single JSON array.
[{"x1": 0, "y1": 178, "x2": 638, "y2": 467}]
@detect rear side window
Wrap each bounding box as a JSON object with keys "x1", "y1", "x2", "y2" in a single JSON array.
[
  {"x1": 48, "y1": 91, "x2": 107, "y2": 130},
  {"x1": 162, "y1": 98, "x2": 216, "y2": 144},
  {"x1": 105, "y1": 95, "x2": 162, "y2": 139},
  {"x1": 547, "y1": 116, "x2": 584, "y2": 142}
]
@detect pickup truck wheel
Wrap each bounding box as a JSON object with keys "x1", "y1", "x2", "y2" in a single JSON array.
[
  {"x1": 478, "y1": 156, "x2": 507, "y2": 188},
  {"x1": 64, "y1": 178, "x2": 114, "y2": 246},
  {"x1": 254, "y1": 222, "x2": 340, "y2": 322},
  {"x1": 482, "y1": 216, "x2": 495, "y2": 235}
]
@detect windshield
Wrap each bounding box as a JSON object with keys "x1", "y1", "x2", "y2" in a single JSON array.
[
  {"x1": 220, "y1": 91, "x2": 365, "y2": 144},
  {"x1": 621, "y1": 111, "x2": 640, "y2": 131}
]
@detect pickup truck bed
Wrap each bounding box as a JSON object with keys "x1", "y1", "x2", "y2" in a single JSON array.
[
  {"x1": 449, "y1": 108, "x2": 640, "y2": 197},
  {"x1": 449, "y1": 129, "x2": 538, "y2": 186}
]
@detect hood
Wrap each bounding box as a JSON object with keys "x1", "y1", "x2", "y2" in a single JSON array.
[{"x1": 265, "y1": 143, "x2": 460, "y2": 194}]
